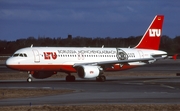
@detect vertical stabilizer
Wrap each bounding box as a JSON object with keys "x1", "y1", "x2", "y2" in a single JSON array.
[{"x1": 135, "y1": 15, "x2": 164, "y2": 50}]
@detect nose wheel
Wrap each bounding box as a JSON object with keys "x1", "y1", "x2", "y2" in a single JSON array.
[
  {"x1": 27, "y1": 77, "x2": 33, "y2": 82},
  {"x1": 27, "y1": 74, "x2": 33, "y2": 82}
]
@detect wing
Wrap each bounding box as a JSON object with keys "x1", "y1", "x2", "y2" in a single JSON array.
[{"x1": 73, "y1": 58, "x2": 155, "y2": 68}]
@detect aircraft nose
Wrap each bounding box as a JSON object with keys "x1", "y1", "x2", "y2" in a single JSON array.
[
  {"x1": 6, "y1": 58, "x2": 11, "y2": 67},
  {"x1": 6, "y1": 57, "x2": 14, "y2": 69}
]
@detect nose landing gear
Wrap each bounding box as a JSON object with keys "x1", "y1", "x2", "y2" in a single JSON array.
[{"x1": 27, "y1": 74, "x2": 33, "y2": 82}]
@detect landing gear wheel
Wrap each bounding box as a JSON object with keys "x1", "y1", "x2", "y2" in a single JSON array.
[
  {"x1": 70, "y1": 76, "x2": 75, "y2": 81},
  {"x1": 96, "y1": 76, "x2": 100, "y2": 81},
  {"x1": 100, "y1": 75, "x2": 106, "y2": 82},
  {"x1": 27, "y1": 77, "x2": 32, "y2": 82},
  {"x1": 96, "y1": 75, "x2": 106, "y2": 82},
  {"x1": 66, "y1": 75, "x2": 75, "y2": 82}
]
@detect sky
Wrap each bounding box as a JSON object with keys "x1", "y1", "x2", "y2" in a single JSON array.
[{"x1": 0, "y1": 0, "x2": 180, "y2": 41}]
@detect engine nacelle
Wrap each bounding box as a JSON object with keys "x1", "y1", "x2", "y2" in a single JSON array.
[
  {"x1": 77, "y1": 65, "x2": 100, "y2": 79},
  {"x1": 31, "y1": 71, "x2": 56, "y2": 79}
]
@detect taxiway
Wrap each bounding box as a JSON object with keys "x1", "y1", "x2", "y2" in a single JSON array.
[{"x1": 0, "y1": 59, "x2": 180, "y2": 106}]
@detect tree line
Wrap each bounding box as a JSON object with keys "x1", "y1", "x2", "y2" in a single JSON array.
[{"x1": 0, "y1": 35, "x2": 179, "y2": 55}]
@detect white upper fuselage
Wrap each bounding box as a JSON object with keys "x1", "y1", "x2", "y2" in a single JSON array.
[{"x1": 6, "y1": 47, "x2": 167, "y2": 72}]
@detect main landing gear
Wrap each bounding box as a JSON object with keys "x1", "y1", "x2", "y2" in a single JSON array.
[
  {"x1": 66, "y1": 73, "x2": 75, "y2": 82},
  {"x1": 65, "y1": 73, "x2": 106, "y2": 82},
  {"x1": 26, "y1": 72, "x2": 106, "y2": 82},
  {"x1": 96, "y1": 75, "x2": 106, "y2": 82}
]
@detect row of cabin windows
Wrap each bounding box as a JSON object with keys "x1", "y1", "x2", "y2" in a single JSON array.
[
  {"x1": 13, "y1": 53, "x2": 135, "y2": 58},
  {"x1": 56, "y1": 54, "x2": 135, "y2": 58},
  {"x1": 127, "y1": 53, "x2": 135, "y2": 57},
  {"x1": 57, "y1": 54, "x2": 117, "y2": 57}
]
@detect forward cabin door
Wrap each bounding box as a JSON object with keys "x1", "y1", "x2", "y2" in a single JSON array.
[{"x1": 32, "y1": 49, "x2": 40, "y2": 63}]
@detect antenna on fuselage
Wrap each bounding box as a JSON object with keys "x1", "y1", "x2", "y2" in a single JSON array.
[
  {"x1": 31, "y1": 44, "x2": 33, "y2": 48},
  {"x1": 102, "y1": 45, "x2": 104, "y2": 48}
]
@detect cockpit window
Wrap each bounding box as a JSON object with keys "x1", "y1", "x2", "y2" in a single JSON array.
[
  {"x1": 13, "y1": 53, "x2": 28, "y2": 57},
  {"x1": 24, "y1": 54, "x2": 27, "y2": 57},
  {"x1": 19, "y1": 53, "x2": 23, "y2": 57},
  {"x1": 13, "y1": 53, "x2": 19, "y2": 57}
]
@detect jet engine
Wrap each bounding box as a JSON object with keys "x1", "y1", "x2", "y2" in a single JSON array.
[
  {"x1": 31, "y1": 71, "x2": 56, "y2": 79},
  {"x1": 77, "y1": 65, "x2": 100, "y2": 79}
]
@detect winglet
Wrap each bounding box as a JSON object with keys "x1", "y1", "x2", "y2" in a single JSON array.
[{"x1": 135, "y1": 15, "x2": 164, "y2": 50}]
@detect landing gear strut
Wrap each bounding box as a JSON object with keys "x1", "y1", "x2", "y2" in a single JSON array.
[
  {"x1": 27, "y1": 74, "x2": 33, "y2": 82},
  {"x1": 96, "y1": 75, "x2": 106, "y2": 82},
  {"x1": 65, "y1": 73, "x2": 75, "y2": 82}
]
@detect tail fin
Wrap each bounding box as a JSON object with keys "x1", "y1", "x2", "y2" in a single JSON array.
[{"x1": 135, "y1": 15, "x2": 164, "y2": 50}]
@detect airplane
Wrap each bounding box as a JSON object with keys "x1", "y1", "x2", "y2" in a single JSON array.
[{"x1": 6, "y1": 15, "x2": 167, "y2": 82}]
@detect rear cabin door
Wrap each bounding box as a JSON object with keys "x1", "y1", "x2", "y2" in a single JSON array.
[
  {"x1": 32, "y1": 49, "x2": 40, "y2": 63},
  {"x1": 138, "y1": 50, "x2": 144, "y2": 58}
]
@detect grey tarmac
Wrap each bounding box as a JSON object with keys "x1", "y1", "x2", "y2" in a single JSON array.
[{"x1": 0, "y1": 59, "x2": 180, "y2": 106}]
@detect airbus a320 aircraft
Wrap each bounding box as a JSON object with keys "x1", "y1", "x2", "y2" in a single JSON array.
[{"x1": 6, "y1": 15, "x2": 167, "y2": 82}]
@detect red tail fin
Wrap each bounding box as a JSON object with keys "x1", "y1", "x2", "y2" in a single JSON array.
[{"x1": 135, "y1": 15, "x2": 164, "y2": 50}]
